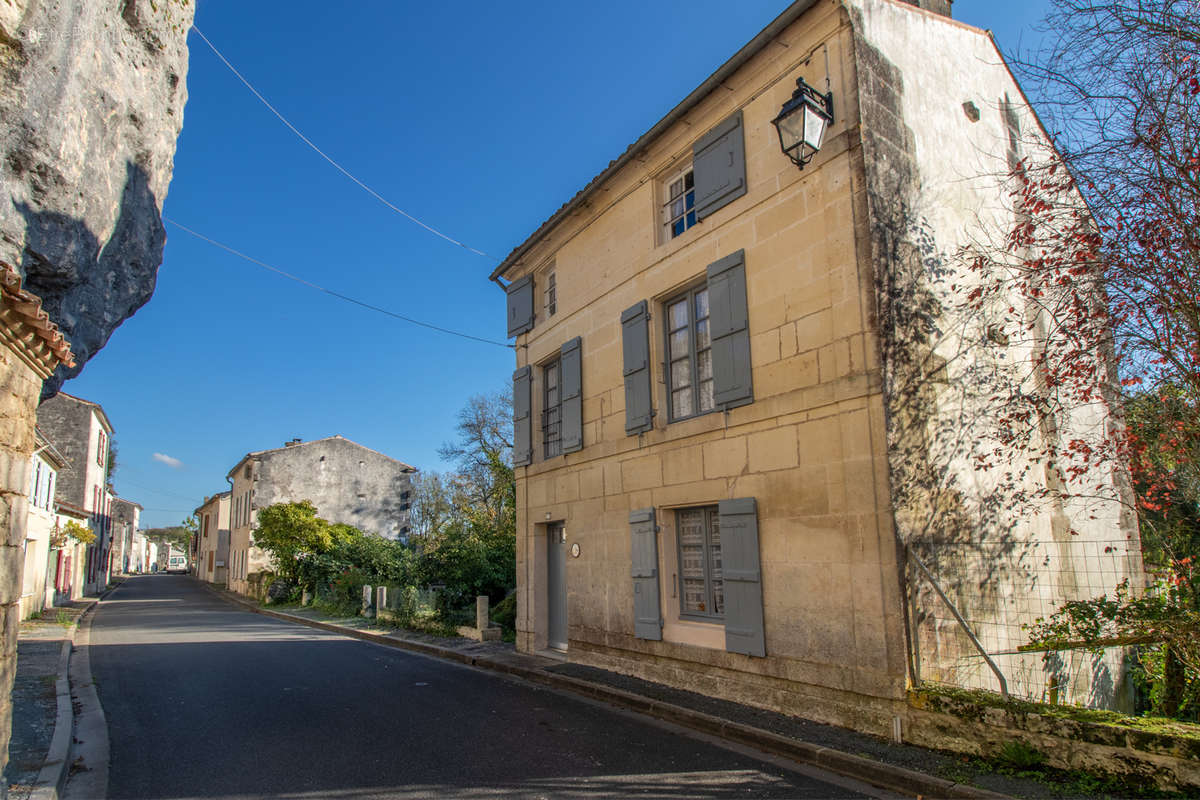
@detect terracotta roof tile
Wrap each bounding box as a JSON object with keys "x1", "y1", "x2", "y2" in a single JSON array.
[{"x1": 0, "y1": 265, "x2": 75, "y2": 377}]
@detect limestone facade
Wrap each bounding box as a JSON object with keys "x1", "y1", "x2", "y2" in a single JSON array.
[
  {"x1": 497, "y1": 0, "x2": 1138, "y2": 734},
  {"x1": 194, "y1": 492, "x2": 230, "y2": 584},
  {"x1": 0, "y1": 266, "x2": 72, "y2": 785}
]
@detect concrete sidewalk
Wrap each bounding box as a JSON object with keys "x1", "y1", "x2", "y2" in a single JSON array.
[
  {"x1": 6, "y1": 601, "x2": 91, "y2": 800},
  {"x1": 202, "y1": 583, "x2": 1033, "y2": 800}
]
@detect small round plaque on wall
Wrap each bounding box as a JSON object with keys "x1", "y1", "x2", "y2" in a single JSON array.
[{"x1": 570, "y1": 542, "x2": 581, "y2": 558}]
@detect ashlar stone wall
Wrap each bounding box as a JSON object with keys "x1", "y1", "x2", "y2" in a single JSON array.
[{"x1": 506, "y1": 1, "x2": 910, "y2": 735}]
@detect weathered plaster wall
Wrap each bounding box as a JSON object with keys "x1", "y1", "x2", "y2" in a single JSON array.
[
  {"x1": 227, "y1": 438, "x2": 414, "y2": 596},
  {"x1": 848, "y1": 0, "x2": 1142, "y2": 706},
  {"x1": 0, "y1": 0, "x2": 193, "y2": 394},
  {"x1": 255, "y1": 438, "x2": 414, "y2": 541},
  {"x1": 33, "y1": 395, "x2": 94, "y2": 507}
]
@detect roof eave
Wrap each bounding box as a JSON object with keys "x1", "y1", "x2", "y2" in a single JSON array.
[{"x1": 489, "y1": 0, "x2": 820, "y2": 282}]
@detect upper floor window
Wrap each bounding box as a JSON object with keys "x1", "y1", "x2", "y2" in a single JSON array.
[
  {"x1": 665, "y1": 285, "x2": 715, "y2": 421},
  {"x1": 31, "y1": 459, "x2": 42, "y2": 506},
  {"x1": 544, "y1": 272, "x2": 557, "y2": 318},
  {"x1": 542, "y1": 358, "x2": 563, "y2": 459},
  {"x1": 663, "y1": 168, "x2": 696, "y2": 240},
  {"x1": 96, "y1": 430, "x2": 107, "y2": 466}
]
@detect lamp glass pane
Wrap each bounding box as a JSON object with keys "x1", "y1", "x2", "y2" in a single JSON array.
[
  {"x1": 803, "y1": 104, "x2": 828, "y2": 150},
  {"x1": 775, "y1": 112, "x2": 806, "y2": 152}
]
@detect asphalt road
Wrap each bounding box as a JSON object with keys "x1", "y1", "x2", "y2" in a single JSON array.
[{"x1": 87, "y1": 575, "x2": 888, "y2": 799}]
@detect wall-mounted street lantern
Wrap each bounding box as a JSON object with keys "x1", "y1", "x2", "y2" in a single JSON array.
[{"x1": 772, "y1": 76, "x2": 834, "y2": 169}]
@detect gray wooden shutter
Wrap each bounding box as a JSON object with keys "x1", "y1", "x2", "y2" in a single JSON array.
[
  {"x1": 506, "y1": 275, "x2": 535, "y2": 338},
  {"x1": 720, "y1": 497, "x2": 764, "y2": 657},
  {"x1": 707, "y1": 250, "x2": 753, "y2": 409},
  {"x1": 512, "y1": 366, "x2": 532, "y2": 466},
  {"x1": 621, "y1": 301, "x2": 654, "y2": 435},
  {"x1": 560, "y1": 337, "x2": 583, "y2": 453},
  {"x1": 693, "y1": 110, "x2": 747, "y2": 221},
  {"x1": 630, "y1": 508, "x2": 662, "y2": 641}
]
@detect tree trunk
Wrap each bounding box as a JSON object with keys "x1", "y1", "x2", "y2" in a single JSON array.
[{"x1": 1161, "y1": 644, "x2": 1185, "y2": 718}]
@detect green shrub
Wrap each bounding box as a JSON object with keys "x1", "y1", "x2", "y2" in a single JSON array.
[
  {"x1": 491, "y1": 593, "x2": 516, "y2": 634},
  {"x1": 392, "y1": 585, "x2": 419, "y2": 626},
  {"x1": 994, "y1": 740, "x2": 1047, "y2": 770}
]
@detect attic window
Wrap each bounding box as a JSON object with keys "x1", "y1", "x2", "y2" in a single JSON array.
[
  {"x1": 544, "y1": 271, "x2": 557, "y2": 318},
  {"x1": 244, "y1": 465, "x2": 251, "y2": 479},
  {"x1": 662, "y1": 167, "x2": 696, "y2": 240}
]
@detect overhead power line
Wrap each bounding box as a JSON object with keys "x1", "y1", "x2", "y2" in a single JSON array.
[
  {"x1": 190, "y1": 25, "x2": 496, "y2": 261},
  {"x1": 164, "y1": 218, "x2": 513, "y2": 349}
]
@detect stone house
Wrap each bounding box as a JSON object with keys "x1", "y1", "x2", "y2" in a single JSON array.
[
  {"x1": 496, "y1": 0, "x2": 1140, "y2": 736},
  {"x1": 109, "y1": 498, "x2": 142, "y2": 576},
  {"x1": 36, "y1": 392, "x2": 116, "y2": 594},
  {"x1": 47, "y1": 501, "x2": 90, "y2": 605},
  {"x1": 194, "y1": 492, "x2": 230, "y2": 584},
  {"x1": 23, "y1": 429, "x2": 68, "y2": 618},
  {"x1": 224, "y1": 436, "x2": 416, "y2": 596}
]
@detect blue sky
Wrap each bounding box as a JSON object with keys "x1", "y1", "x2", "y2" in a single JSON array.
[{"x1": 64, "y1": 0, "x2": 1053, "y2": 527}]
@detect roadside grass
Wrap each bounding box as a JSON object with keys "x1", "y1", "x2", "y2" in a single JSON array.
[
  {"x1": 919, "y1": 685, "x2": 1200, "y2": 743},
  {"x1": 958, "y1": 754, "x2": 1185, "y2": 799}
]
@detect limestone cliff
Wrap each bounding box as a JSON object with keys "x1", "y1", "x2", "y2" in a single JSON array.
[{"x1": 0, "y1": 0, "x2": 193, "y2": 394}]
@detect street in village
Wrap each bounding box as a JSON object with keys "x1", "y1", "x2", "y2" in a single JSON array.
[
  {"x1": 3, "y1": 1, "x2": 1198, "y2": 798},
  {"x1": 74, "y1": 575, "x2": 889, "y2": 800}
]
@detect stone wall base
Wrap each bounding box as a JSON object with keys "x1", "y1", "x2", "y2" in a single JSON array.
[
  {"x1": 905, "y1": 689, "x2": 1200, "y2": 794},
  {"x1": 568, "y1": 637, "x2": 907, "y2": 738}
]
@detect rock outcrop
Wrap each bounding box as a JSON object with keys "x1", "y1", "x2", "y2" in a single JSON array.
[{"x1": 0, "y1": 0, "x2": 193, "y2": 394}]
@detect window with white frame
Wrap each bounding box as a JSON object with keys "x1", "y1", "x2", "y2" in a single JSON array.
[
  {"x1": 664, "y1": 284, "x2": 715, "y2": 421},
  {"x1": 677, "y1": 505, "x2": 723, "y2": 619},
  {"x1": 662, "y1": 167, "x2": 696, "y2": 240}
]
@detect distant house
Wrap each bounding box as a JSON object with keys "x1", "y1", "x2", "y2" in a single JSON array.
[
  {"x1": 36, "y1": 392, "x2": 115, "y2": 594},
  {"x1": 194, "y1": 492, "x2": 230, "y2": 585},
  {"x1": 224, "y1": 436, "x2": 416, "y2": 596},
  {"x1": 110, "y1": 498, "x2": 142, "y2": 578},
  {"x1": 48, "y1": 501, "x2": 90, "y2": 605},
  {"x1": 23, "y1": 429, "x2": 67, "y2": 617}
]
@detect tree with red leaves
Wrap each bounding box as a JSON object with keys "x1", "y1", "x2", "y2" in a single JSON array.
[{"x1": 1006, "y1": 0, "x2": 1200, "y2": 718}]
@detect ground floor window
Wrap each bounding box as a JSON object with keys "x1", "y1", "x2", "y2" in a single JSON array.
[{"x1": 676, "y1": 505, "x2": 723, "y2": 619}]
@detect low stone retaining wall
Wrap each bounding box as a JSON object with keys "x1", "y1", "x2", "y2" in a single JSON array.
[{"x1": 905, "y1": 688, "x2": 1200, "y2": 794}]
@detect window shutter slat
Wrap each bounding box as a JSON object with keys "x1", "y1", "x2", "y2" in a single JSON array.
[
  {"x1": 512, "y1": 366, "x2": 533, "y2": 466},
  {"x1": 692, "y1": 110, "x2": 747, "y2": 221},
  {"x1": 719, "y1": 497, "x2": 765, "y2": 657},
  {"x1": 707, "y1": 250, "x2": 753, "y2": 409},
  {"x1": 506, "y1": 275, "x2": 535, "y2": 338},
  {"x1": 560, "y1": 337, "x2": 583, "y2": 453},
  {"x1": 621, "y1": 301, "x2": 654, "y2": 435},
  {"x1": 630, "y1": 508, "x2": 663, "y2": 641}
]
